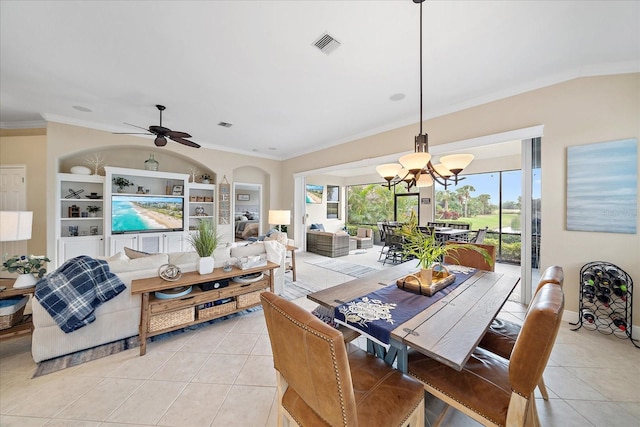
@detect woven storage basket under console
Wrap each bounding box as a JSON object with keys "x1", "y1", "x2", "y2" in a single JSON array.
[
  {"x1": 237, "y1": 289, "x2": 268, "y2": 308},
  {"x1": 198, "y1": 301, "x2": 237, "y2": 320},
  {"x1": 0, "y1": 296, "x2": 29, "y2": 330},
  {"x1": 149, "y1": 307, "x2": 194, "y2": 332}
]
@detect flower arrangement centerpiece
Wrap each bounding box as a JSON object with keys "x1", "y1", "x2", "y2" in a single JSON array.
[
  {"x1": 86, "y1": 205, "x2": 101, "y2": 216},
  {"x1": 400, "y1": 213, "x2": 492, "y2": 285},
  {"x1": 2, "y1": 254, "x2": 51, "y2": 278}
]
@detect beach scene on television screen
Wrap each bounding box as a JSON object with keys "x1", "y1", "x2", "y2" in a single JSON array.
[{"x1": 112, "y1": 196, "x2": 183, "y2": 232}]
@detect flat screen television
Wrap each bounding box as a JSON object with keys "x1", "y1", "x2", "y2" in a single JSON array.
[{"x1": 111, "y1": 195, "x2": 184, "y2": 234}]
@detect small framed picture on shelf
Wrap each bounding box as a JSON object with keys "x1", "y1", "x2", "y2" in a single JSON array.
[
  {"x1": 172, "y1": 185, "x2": 183, "y2": 196},
  {"x1": 237, "y1": 194, "x2": 250, "y2": 201}
]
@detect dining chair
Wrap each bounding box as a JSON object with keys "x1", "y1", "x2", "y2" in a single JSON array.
[
  {"x1": 478, "y1": 265, "x2": 564, "y2": 401},
  {"x1": 471, "y1": 226, "x2": 488, "y2": 244},
  {"x1": 407, "y1": 282, "x2": 564, "y2": 427},
  {"x1": 261, "y1": 291, "x2": 425, "y2": 427},
  {"x1": 378, "y1": 223, "x2": 391, "y2": 261},
  {"x1": 443, "y1": 242, "x2": 496, "y2": 271},
  {"x1": 383, "y1": 225, "x2": 406, "y2": 265},
  {"x1": 446, "y1": 222, "x2": 470, "y2": 230}
]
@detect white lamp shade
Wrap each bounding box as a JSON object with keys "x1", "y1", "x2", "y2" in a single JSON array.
[
  {"x1": 268, "y1": 210, "x2": 290, "y2": 226},
  {"x1": 398, "y1": 168, "x2": 413, "y2": 181},
  {"x1": 399, "y1": 152, "x2": 431, "y2": 171},
  {"x1": 0, "y1": 211, "x2": 33, "y2": 242},
  {"x1": 432, "y1": 163, "x2": 452, "y2": 178},
  {"x1": 415, "y1": 173, "x2": 434, "y2": 187},
  {"x1": 376, "y1": 163, "x2": 402, "y2": 179},
  {"x1": 440, "y1": 154, "x2": 474, "y2": 172}
]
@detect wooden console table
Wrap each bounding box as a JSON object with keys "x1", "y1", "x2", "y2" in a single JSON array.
[
  {"x1": 131, "y1": 261, "x2": 277, "y2": 355},
  {"x1": 0, "y1": 278, "x2": 34, "y2": 341}
]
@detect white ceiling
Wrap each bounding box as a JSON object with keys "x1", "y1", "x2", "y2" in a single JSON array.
[{"x1": 1, "y1": 1, "x2": 638, "y2": 161}]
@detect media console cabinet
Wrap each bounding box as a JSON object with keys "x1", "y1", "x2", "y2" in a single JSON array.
[{"x1": 131, "y1": 261, "x2": 277, "y2": 356}]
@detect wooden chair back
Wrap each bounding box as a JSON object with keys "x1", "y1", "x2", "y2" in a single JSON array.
[
  {"x1": 261, "y1": 291, "x2": 358, "y2": 425},
  {"x1": 444, "y1": 242, "x2": 496, "y2": 271},
  {"x1": 507, "y1": 283, "x2": 564, "y2": 423}
]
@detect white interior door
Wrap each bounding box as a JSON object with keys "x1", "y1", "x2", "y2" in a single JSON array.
[{"x1": 0, "y1": 165, "x2": 28, "y2": 268}]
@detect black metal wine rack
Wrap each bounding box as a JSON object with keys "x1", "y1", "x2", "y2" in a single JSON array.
[{"x1": 570, "y1": 261, "x2": 638, "y2": 348}]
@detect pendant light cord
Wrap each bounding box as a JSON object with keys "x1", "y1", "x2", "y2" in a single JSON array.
[{"x1": 419, "y1": 0, "x2": 423, "y2": 135}]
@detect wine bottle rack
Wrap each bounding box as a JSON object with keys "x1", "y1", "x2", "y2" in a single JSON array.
[{"x1": 571, "y1": 261, "x2": 638, "y2": 348}]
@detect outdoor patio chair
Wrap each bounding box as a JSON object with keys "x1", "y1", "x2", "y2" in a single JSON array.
[{"x1": 471, "y1": 226, "x2": 488, "y2": 244}]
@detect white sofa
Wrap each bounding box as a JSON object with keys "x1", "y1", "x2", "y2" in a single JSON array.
[{"x1": 31, "y1": 241, "x2": 287, "y2": 363}]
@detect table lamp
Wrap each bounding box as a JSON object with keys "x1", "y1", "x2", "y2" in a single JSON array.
[
  {"x1": 268, "y1": 210, "x2": 290, "y2": 233},
  {"x1": 0, "y1": 211, "x2": 33, "y2": 242}
]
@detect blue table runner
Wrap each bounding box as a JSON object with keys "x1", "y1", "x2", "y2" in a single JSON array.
[{"x1": 334, "y1": 266, "x2": 476, "y2": 346}]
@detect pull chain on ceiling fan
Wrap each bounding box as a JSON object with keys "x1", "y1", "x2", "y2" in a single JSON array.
[{"x1": 115, "y1": 105, "x2": 200, "y2": 148}]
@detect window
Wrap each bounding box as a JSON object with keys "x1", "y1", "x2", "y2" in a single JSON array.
[{"x1": 327, "y1": 185, "x2": 339, "y2": 218}]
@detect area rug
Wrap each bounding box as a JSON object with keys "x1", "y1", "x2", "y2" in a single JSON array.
[
  {"x1": 282, "y1": 276, "x2": 323, "y2": 300},
  {"x1": 305, "y1": 258, "x2": 380, "y2": 278},
  {"x1": 33, "y1": 305, "x2": 263, "y2": 378}
]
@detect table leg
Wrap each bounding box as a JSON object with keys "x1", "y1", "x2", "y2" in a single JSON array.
[
  {"x1": 390, "y1": 337, "x2": 408, "y2": 373},
  {"x1": 290, "y1": 248, "x2": 297, "y2": 282},
  {"x1": 139, "y1": 292, "x2": 149, "y2": 356}
]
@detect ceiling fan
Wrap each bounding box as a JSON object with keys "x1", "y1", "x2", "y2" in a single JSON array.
[{"x1": 115, "y1": 105, "x2": 200, "y2": 148}]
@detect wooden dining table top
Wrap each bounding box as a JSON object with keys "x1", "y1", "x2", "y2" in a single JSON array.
[{"x1": 307, "y1": 261, "x2": 519, "y2": 372}]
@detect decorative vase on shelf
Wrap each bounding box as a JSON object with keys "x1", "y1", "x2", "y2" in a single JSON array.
[
  {"x1": 144, "y1": 154, "x2": 159, "y2": 171},
  {"x1": 197, "y1": 256, "x2": 214, "y2": 275},
  {"x1": 14, "y1": 273, "x2": 38, "y2": 289}
]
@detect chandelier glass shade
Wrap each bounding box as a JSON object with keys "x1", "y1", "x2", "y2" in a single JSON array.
[{"x1": 377, "y1": 0, "x2": 473, "y2": 191}]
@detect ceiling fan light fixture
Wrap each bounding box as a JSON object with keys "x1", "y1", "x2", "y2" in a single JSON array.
[{"x1": 154, "y1": 135, "x2": 167, "y2": 147}]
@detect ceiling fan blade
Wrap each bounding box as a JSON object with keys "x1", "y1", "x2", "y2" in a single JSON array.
[
  {"x1": 149, "y1": 125, "x2": 171, "y2": 135},
  {"x1": 154, "y1": 136, "x2": 168, "y2": 147},
  {"x1": 170, "y1": 136, "x2": 200, "y2": 148},
  {"x1": 124, "y1": 122, "x2": 153, "y2": 132},
  {"x1": 167, "y1": 130, "x2": 192, "y2": 139},
  {"x1": 113, "y1": 132, "x2": 152, "y2": 135}
]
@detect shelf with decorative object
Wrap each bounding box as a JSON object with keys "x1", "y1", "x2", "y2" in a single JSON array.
[
  {"x1": 186, "y1": 182, "x2": 215, "y2": 231},
  {"x1": 56, "y1": 173, "x2": 106, "y2": 266},
  {"x1": 571, "y1": 261, "x2": 637, "y2": 348}
]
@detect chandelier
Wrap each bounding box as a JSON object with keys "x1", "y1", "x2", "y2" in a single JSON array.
[{"x1": 376, "y1": 0, "x2": 473, "y2": 191}]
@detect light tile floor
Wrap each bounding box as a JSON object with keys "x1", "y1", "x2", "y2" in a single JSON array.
[{"x1": 1, "y1": 248, "x2": 638, "y2": 426}]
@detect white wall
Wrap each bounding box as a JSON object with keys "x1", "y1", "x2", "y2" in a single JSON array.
[{"x1": 282, "y1": 73, "x2": 640, "y2": 318}]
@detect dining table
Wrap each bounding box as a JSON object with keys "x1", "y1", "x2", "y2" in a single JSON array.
[{"x1": 307, "y1": 261, "x2": 519, "y2": 373}]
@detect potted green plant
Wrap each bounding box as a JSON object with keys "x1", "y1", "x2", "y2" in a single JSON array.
[
  {"x1": 112, "y1": 177, "x2": 134, "y2": 193},
  {"x1": 187, "y1": 220, "x2": 221, "y2": 274},
  {"x1": 86, "y1": 205, "x2": 101, "y2": 217},
  {"x1": 2, "y1": 254, "x2": 51, "y2": 288},
  {"x1": 400, "y1": 214, "x2": 492, "y2": 285}
]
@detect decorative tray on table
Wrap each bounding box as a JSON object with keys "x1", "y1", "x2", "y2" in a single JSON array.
[{"x1": 396, "y1": 267, "x2": 455, "y2": 296}]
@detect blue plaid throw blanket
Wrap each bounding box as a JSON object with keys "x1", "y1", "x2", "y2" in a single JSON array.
[{"x1": 34, "y1": 256, "x2": 126, "y2": 333}]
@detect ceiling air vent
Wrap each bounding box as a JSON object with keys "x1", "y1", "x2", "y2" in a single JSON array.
[
  {"x1": 313, "y1": 32, "x2": 341, "y2": 55},
  {"x1": 217, "y1": 122, "x2": 232, "y2": 128}
]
